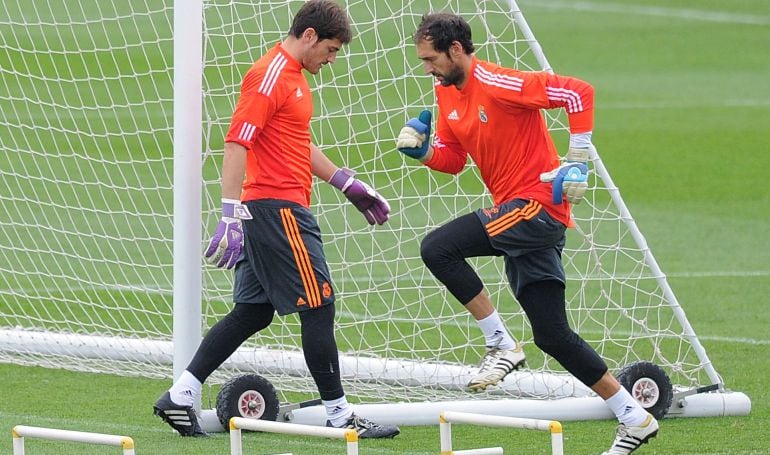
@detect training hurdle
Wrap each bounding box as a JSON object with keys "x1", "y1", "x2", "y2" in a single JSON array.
[
  {"x1": 439, "y1": 411, "x2": 563, "y2": 455},
  {"x1": 12, "y1": 425, "x2": 135, "y2": 454},
  {"x1": 229, "y1": 417, "x2": 359, "y2": 455}
]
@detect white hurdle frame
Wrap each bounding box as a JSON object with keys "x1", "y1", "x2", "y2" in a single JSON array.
[
  {"x1": 12, "y1": 425, "x2": 135, "y2": 454},
  {"x1": 229, "y1": 417, "x2": 359, "y2": 455},
  {"x1": 439, "y1": 411, "x2": 563, "y2": 455}
]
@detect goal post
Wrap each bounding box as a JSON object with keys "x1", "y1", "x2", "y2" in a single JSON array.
[
  {"x1": 172, "y1": 0, "x2": 204, "y2": 385},
  {"x1": 0, "y1": 0, "x2": 750, "y2": 425}
]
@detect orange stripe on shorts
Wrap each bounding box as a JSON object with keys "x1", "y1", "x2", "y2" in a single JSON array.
[
  {"x1": 280, "y1": 208, "x2": 321, "y2": 308},
  {"x1": 485, "y1": 200, "x2": 542, "y2": 237}
]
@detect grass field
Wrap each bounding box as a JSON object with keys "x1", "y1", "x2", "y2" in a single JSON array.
[{"x1": 2, "y1": 0, "x2": 770, "y2": 453}]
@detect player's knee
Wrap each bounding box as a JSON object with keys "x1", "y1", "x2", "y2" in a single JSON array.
[
  {"x1": 420, "y1": 230, "x2": 452, "y2": 270},
  {"x1": 419, "y1": 231, "x2": 437, "y2": 265},
  {"x1": 230, "y1": 303, "x2": 274, "y2": 332}
]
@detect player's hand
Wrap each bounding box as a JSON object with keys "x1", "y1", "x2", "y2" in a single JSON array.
[
  {"x1": 396, "y1": 110, "x2": 432, "y2": 159},
  {"x1": 330, "y1": 168, "x2": 390, "y2": 225},
  {"x1": 540, "y1": 146, "x2": 592, "y2": 205},
  {"x1": 204, "y1": 199, "x2": 253, "y2": 269}
]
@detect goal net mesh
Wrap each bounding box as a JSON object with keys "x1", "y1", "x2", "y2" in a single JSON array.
[{"x1": 0, "y1": 0, "x2": 717, "y2": 404}]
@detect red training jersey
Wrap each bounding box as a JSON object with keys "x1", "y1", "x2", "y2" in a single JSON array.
[
  {"x1": 225, "y1": 43, "x2": 314, "y2": 207},
  {"x1": 425, "y1": 56, "x2": 594, "y2": 226}
]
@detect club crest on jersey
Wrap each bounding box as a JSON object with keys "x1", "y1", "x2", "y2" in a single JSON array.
[{"x1": 478, "y1": 105, "x2": 488, "y2": 123}]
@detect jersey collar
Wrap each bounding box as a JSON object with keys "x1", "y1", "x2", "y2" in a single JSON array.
[{"x1": 275, "y1": 42, "x2": 303, "y2": 72}]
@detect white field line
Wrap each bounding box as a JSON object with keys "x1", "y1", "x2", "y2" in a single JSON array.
[
  {"x1": 666, "y1": 270, "x2": 770, "y2": 278},
  {"x1": 6, "y1": 269, "x2": 769, "y2": 347},
  {"x1": 332, "y1": 309, "x2": 770, "y2": 347},
  {"x1": 521, "y1": 0, "x2": 770, "y2": 26},
  {"x1": 18, "y1": 268, "x2": 767, "y2": 294},
  {"x1": 601, "y1": 99, "x2": 770, "y2": 110}
]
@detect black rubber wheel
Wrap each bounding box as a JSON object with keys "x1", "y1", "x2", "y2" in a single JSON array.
[
  {"x1": 616, "y1": 361, "x2": 673, "y2": 420},
  {"x1": 216, "y1": 374, "x2": 280, "y2": 429}
]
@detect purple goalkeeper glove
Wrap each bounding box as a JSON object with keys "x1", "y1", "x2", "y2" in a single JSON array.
[
  {"x1": 329, "y1": 168, "x2": 390, "y2": 225},
  {"x1": 204, "y1": 199, "x2": 253, "y2": 269}
]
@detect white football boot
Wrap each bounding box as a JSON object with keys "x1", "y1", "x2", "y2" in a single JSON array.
[
  {"x1": 601, "y1": 413, "x2": 659, "y2": 454},
  {"x1": 467, "y1": 344, "x2": 526, "y2": 392}
]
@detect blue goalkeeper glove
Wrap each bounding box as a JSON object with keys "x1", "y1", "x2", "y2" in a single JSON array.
[
  {"x1": 396, "y1": 110, "x2": 432, "y2": 160},
  {"x1": 540, "y1": 146, "x2": 592, "y2": 205}
]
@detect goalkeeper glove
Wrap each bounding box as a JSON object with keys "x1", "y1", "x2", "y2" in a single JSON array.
[
  {"x1": 330, "y1": 168, "x2": 390, "y2": 225},
  {"x1": 204, "y1": 199, "x2": 253, "y2": 269},
  {"x1": 396, "y1": 110, "x2": 432, "y2": 160},
  {"x1": 540, "y1": 145, "x2": 592, "y2": 205}
]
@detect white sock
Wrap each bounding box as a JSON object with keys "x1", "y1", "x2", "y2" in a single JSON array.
[
  {"x1": 605, "y1": 387, "x2": 649, "y2": 426},
  {"x1": 168, "y1": 370, "x2": 202, "y2": 407},
  {"x1": 323, "y1": 396, "x2": 353, "y2": 427},
  {"x1": 477, "y1": 311, "x2": 516, "y2": 350}
]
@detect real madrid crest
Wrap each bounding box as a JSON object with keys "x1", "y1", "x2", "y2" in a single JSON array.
[{"x1": 478, "y1": 105, "x2": 488, "y2": 123}]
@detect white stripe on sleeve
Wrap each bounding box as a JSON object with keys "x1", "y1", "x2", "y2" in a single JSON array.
[
  {"x1": 238, "y1": 122, "x2": 257, "y2": 142},
  {"x1": 546, "y1": 87, "x2": 584, "y2": 113}
]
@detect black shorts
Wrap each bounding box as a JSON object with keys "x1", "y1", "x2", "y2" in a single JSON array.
[
  {"x1": 475, "y1": 199, "x2": 567, "y2": 298},
  {"x1": 233, "y1": 199, "x2": 335, "y2": 316}
]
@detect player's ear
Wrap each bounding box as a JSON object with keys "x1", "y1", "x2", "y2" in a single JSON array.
[
  {"x1": 449, "y1": 40, "x2": 463, "y2": 58},
  {"x1": 301, "y1": 27, "x2": 318, "y2": 45}
]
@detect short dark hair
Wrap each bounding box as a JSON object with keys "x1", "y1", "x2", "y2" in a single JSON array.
[
  {"x1": 414, "y1": 13, "x2": 475, "y2": 54},
  {"x1": 289, "y1": 0, "x2": 352, "y2": 44}
]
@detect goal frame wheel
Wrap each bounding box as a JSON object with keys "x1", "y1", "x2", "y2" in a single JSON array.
[
  {"x1": 616, "y1": 361, "x2": 674, "y2": 420},
  {"x1": 216, "y1": 373, "x2": 280, "y2": 429}
]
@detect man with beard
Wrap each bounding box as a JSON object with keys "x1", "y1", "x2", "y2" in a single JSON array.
[{"x1": 395, "y1": 12, "x2": 658, "y2": 455}]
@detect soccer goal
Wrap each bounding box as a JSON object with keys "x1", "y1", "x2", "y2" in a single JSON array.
[{"x1": 0, "y1": 0, "x2": 749, "y2": 427}]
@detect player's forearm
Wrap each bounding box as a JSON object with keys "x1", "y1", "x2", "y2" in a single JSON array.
[
  {"x1": 567, "y1": 109, "x2": 593, "y2": 134},
  {"x1": 221, "y1": 141, "x2": 248, "y2": 200},
  {"x1": 310, "y1": 143, "x2": 338, "y2": 183},
  {"x1": 423, "y1": 145, "x2": 466, "y2": 175}
]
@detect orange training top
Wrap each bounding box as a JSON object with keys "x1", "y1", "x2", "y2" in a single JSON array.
[
  {"x1": 425, "y1": 56, "x2": 594, "y2": 226},
  {"x1": 225, "y1": 43, "x2": 314, "y2": 207}
]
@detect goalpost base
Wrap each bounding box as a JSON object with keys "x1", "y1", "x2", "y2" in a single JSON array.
[{"x1": 198, "y1": 391, "x2": 751, "y2": 432}]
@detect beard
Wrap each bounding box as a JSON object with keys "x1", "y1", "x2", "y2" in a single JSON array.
[{"x1": 437, "y1": 63, "x2": 465, "y2": 87}]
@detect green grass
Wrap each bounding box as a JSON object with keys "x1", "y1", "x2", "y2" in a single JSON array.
[{"x1": 2, "y1": 0, "x2": 770, "y2": 453}]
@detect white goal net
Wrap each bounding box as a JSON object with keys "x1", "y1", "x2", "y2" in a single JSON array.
[{"x1": 1, "y1": 0, "x2": 726, "y2": 409}]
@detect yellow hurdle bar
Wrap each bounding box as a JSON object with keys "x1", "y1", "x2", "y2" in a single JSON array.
[
  {"x1": 439, "y1": 411, "x2": 563, "y2": 455},
  {"x1": 229, "y1": 417, "x2": 358, "y2": 455},
  {"x1": 12, "y1": 425, "x2": 135, "y2": 455}
]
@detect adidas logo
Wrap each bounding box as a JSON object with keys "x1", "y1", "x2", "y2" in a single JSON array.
[
  {"x1": 296, "y1": 87, "x2": 303, "y2": 97},
  {"x1": 448, "y1": 109, "x2": 459, "y2": 120},
  {"x1": 297, "y1": 296, "x2": 307, "y2": 306}
]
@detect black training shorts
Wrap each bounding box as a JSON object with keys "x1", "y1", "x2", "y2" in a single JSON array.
[
  {"x1": 475, "y1": 198, "x2": 567, "y2": 298},
  {"x1": 233, "y1": 199, "x2": 335, "y2": 316}
]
